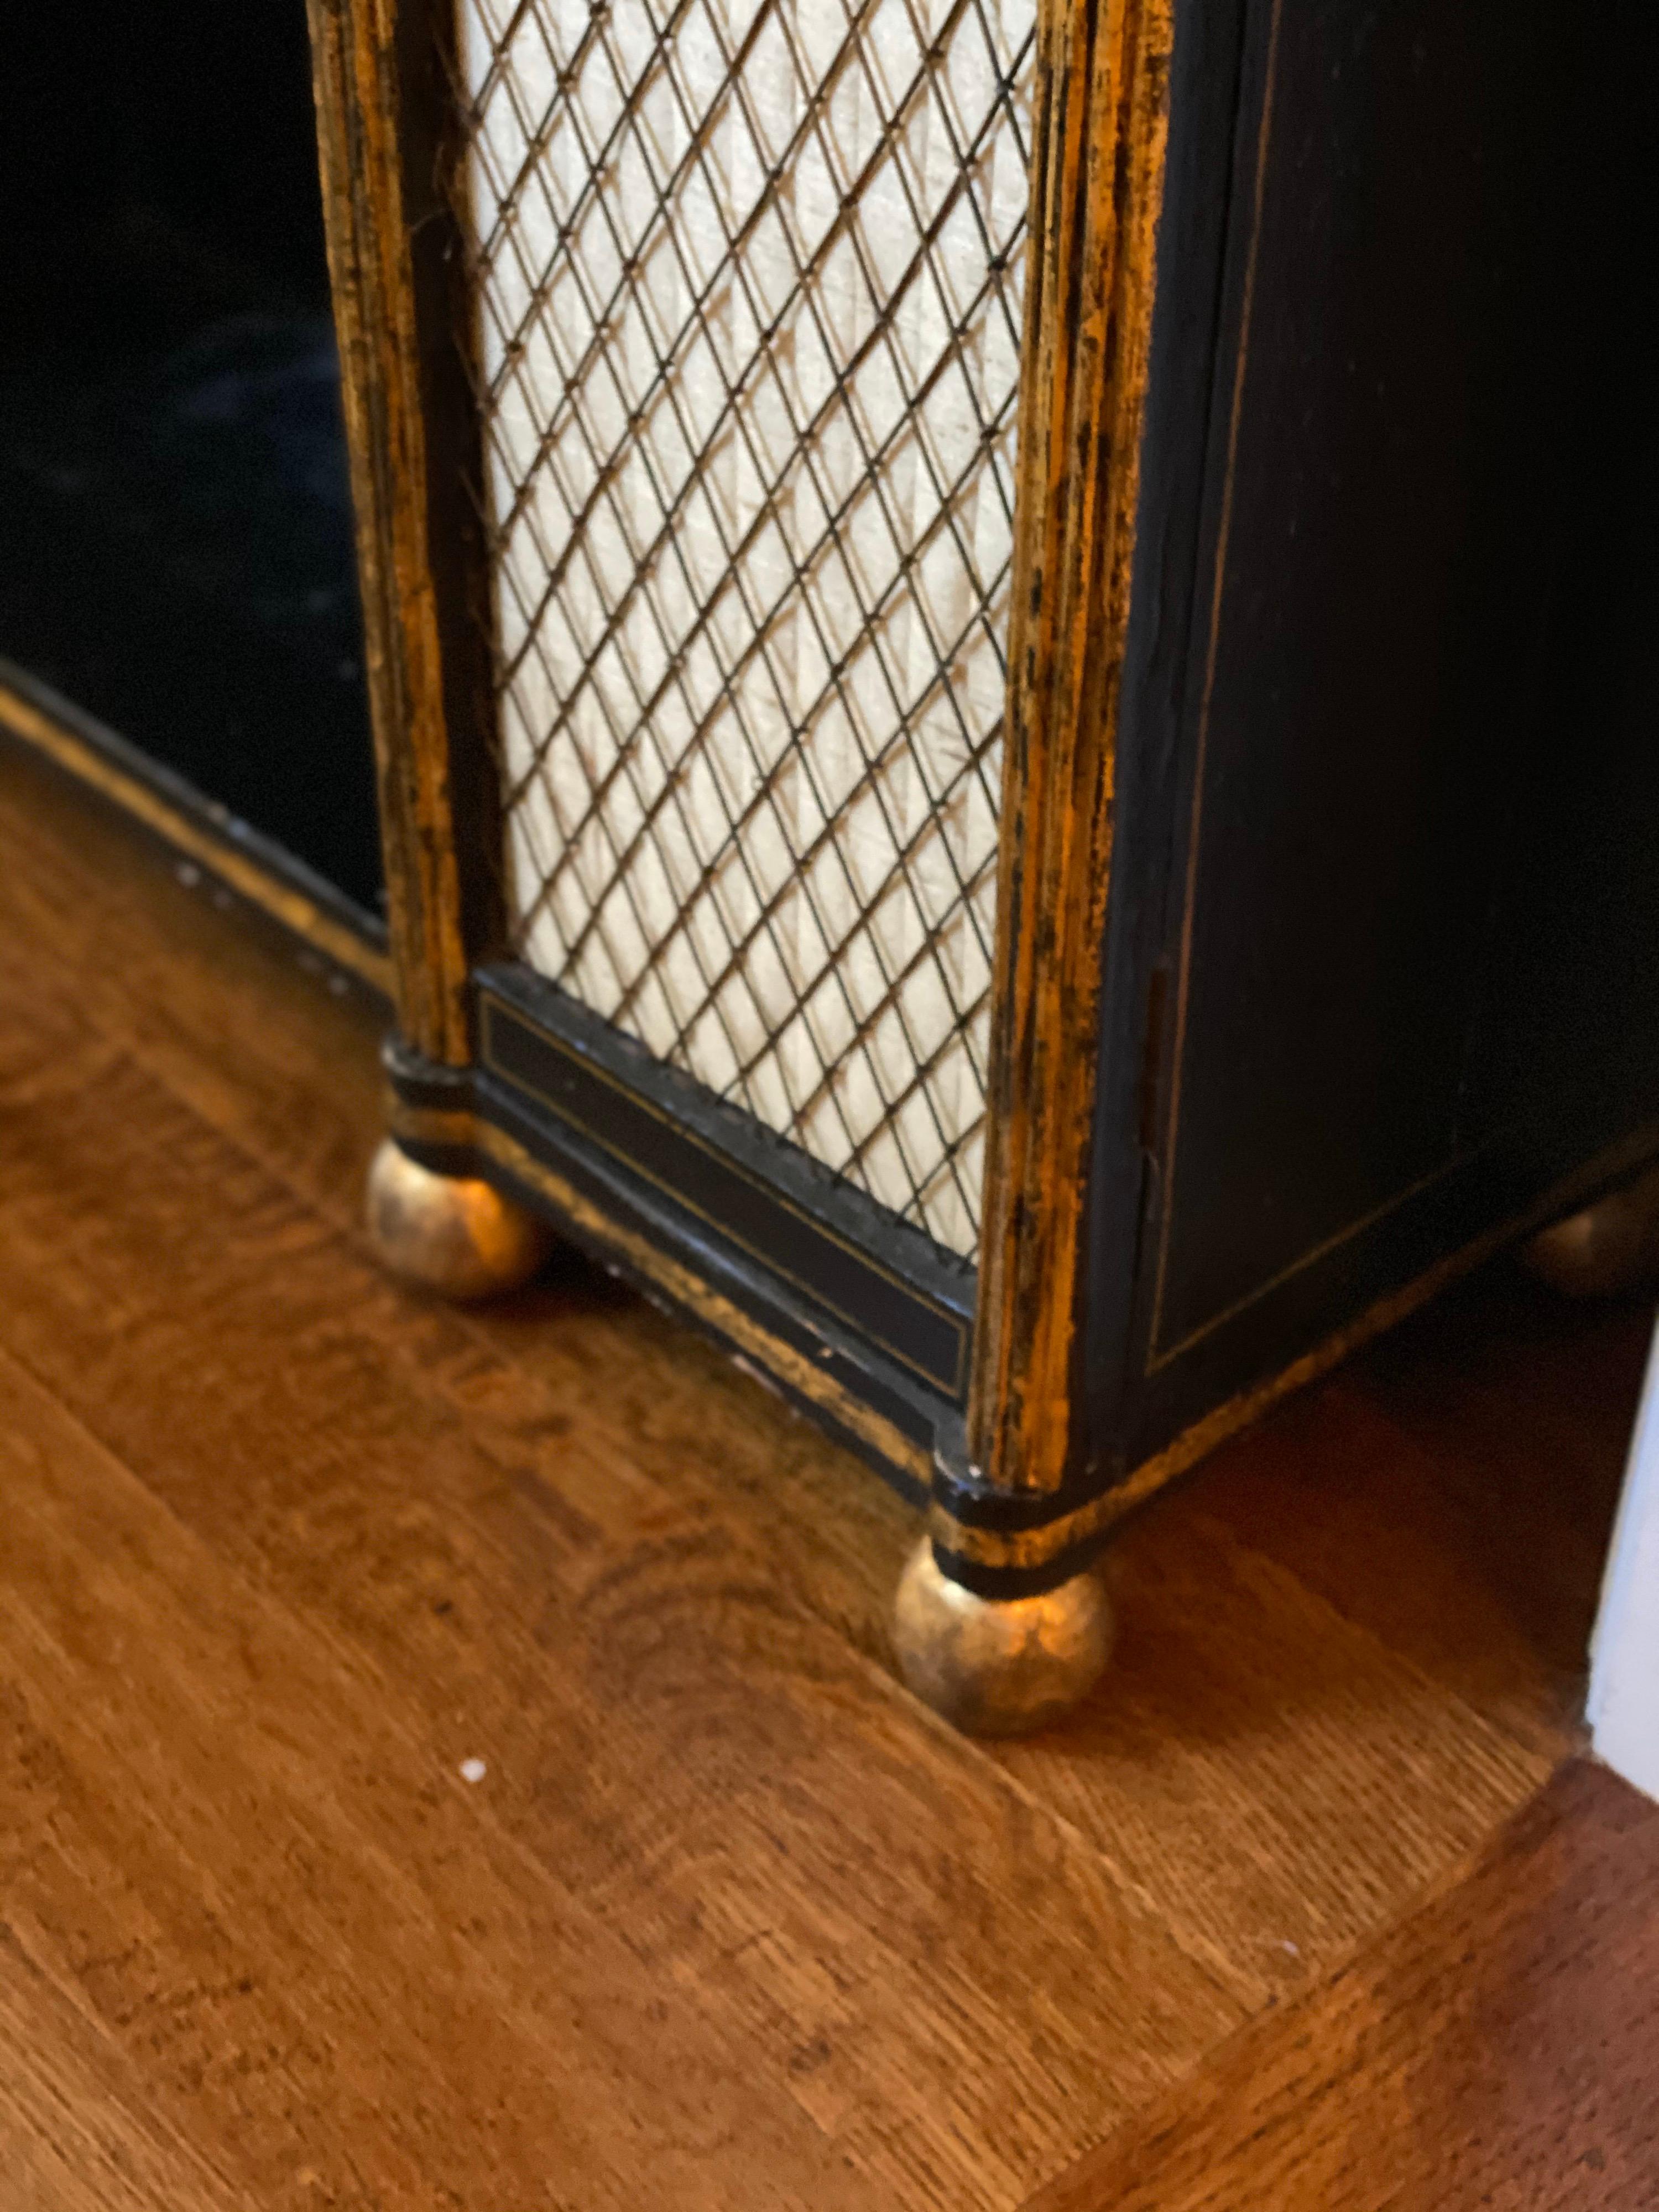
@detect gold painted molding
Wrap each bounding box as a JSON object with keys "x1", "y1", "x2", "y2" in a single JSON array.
[
  {"x1": 0, "y1": 675, "x2": 390, "y2": 994},
  {"x1": 969, "y1": 0, "x2": 1176, "y2": 1496},
  {"x1": 306, "y1": 0, "x2": 479, "y2": 1063}
]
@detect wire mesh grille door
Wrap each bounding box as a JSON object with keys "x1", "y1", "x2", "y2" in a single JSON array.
[{"x1": 457, "y1": 0, "x2": 1035, "y2": 1260}]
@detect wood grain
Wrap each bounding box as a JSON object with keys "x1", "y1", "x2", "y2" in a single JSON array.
[
  {"x1": 0, "y1": 684, "x2": 390, "y2": 996},
  {"x1": 969, "y1": 0, "x2": 1173, "y2": 1495},
  {"x1": 992, "y1": 1504, "x2": 1556, "y2": 1988},
  {"x1": 0, "y1": 745, "x2": 387, "y2": 1227},
  {"x1": 0, "y1": 740, "x2": 1619, "y2": 1986},
  {"x1": 1194, "y1": 1281, "x2": 1652, "y2": 1765},
  {"x1": 0, "y1": 742, "x2": 1647, "y2": 2209},
  {"x1": 0, "y1": 1352, "x2": 884, "y2": 2211},
  {"x1": 1022, "y1": 1760, "x2": 1659, "y2": 2212},
  {"x1": 0, "y1": 865, "x2": 1558, "y2": 2010},
  {"x1": 0, "y1": 969, "x2": 1246, "y2": 2208},
  {"x1": 305, "y1": 0, "x2": 480, "y2": 1065},
  {"x1": 0, "y1": 1927, "x2": 253, "y2": 2212}
]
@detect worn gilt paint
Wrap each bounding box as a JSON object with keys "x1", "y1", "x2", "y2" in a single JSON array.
[
  {"x1": 969, "y1": 0, "x2": 1175, "y2": 1494},
  {"x1": 306, "y1": 0, "x2": 475, "y2": 1065},
  {"x1": 0, "y1": 676, "x2": 392, "y2": 995},
  {"x1": 309, "y1": 0, "x2": 1180, "y2": 1501}
]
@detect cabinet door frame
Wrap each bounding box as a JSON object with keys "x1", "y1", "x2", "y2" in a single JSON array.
[{"x1": 306, "y1": 0, "x2": 1174, "y2": 1587}]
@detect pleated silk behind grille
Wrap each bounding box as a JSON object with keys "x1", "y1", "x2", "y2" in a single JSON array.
[{"x1": 461, "y1": 0, "x2": 1034, "y2": 1258}]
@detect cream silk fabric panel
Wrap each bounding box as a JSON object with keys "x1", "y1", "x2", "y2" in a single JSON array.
[{"x1": 462, "y1": 0, "x2": 1033, "y2": 1257}]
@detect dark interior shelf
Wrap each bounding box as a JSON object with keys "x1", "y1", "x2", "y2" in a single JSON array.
[{"x1": 0, "y1": 1, "x2": 383, "y2": 917}]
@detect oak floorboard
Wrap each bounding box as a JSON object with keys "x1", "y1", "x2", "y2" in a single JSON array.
[
  {"x1": 0, "y1": 738, "x2": 387, "y2": 1233},
  {"x1": 1021, "y1": 1760, "x2": 1659, "y2": 2212},
  {"x1": 0, "y1": 735, "x2": 1648, "y2": 2208},
  {"x1": 1193, "y1": 1278, "x2": 1651, "y2": 1764},
  {"x1": 0, "y1": 730, "x2": 1619, "y2": 2004},
  {"x1": 0, "y1": 739, "x2": 917, "y2": 1656},
  {"x1": 0, "y1": 1926, "x2": 253, "y2": 2212},
  {"x1": 0, "y1": 857, "x2": 1562, "y2": 2011},
  {"x1": 0, "y1": 985, "x2": 1246, "y2": 2210},
  {"x1": 0, "y1": 1345, "x2": 972, "y2": 2211},
  {"x1": 992, "y1": 1505, "x2": 1556, "y2": 1990},
  {"x1": 4, "y1": 738, "x2": 1630, "y2": 1772}
]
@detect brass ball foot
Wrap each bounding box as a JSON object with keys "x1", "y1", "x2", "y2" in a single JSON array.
[
  {"x1": 893, "y1": 1535, "x2": 1114, "y2": 1738},
  {"x1": 1520, "y1": 1160, "x2": 1659, "y2": 1299},
  {"x1": 365, "y1": 1137, "x2": 555, "y2": 1301}
]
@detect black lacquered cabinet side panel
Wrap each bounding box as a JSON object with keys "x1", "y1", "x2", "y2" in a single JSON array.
[
  {"x1": 1080, "y1": 0, "x2": 1254, "y2": 1483},
  {"x1": 1086, "y1": 0, "x2": 1659, "y2": 1484}
]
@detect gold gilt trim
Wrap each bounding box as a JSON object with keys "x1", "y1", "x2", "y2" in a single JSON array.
[
  {"x1": 0, "y1": 676, "x2": 390, "y2": 994},
  {"x1": 969, "y1": 0, "x2": 1176, "y2": 1495},
  {"x1": 306, "y1": 0, "x2": 477, "y2": 1063},
  {"x1": 938, "y1": 1117, "x2": 1659, "y2": 1572},
  {"x1": 477, "y1": 996, "x2": 970, "y2": 1397},
  {"x1": 388, "y1": 1097, "x2": 934, "y2": 1487}
]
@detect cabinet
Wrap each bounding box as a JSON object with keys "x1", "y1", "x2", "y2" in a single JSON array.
[{"x1": 306, "y1": 0, "x2": 1659, "y2": 1728}]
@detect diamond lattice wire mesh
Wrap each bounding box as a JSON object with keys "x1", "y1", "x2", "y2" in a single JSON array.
[{"x1": 456, "y1": 0, "x2": 1034, "y2": 1258}]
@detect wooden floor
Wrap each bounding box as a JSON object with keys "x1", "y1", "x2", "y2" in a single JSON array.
[{"x1": 1, "y1": 734, "x2": 1657, "y2": 2210}]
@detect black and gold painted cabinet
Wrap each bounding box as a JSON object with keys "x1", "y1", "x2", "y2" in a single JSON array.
[{"x1": 306, "y1": 0, "x2": 1659, "y2": 1731}]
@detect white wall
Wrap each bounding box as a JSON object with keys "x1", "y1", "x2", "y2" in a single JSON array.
[{"x1": 1589, "y1": 1312, "x2": 1659, "y2": 1802}]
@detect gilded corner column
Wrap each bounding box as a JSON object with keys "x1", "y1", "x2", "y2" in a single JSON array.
[{"x1": 965, "y1": 0, "x2": 1175, "y2": 1517}]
